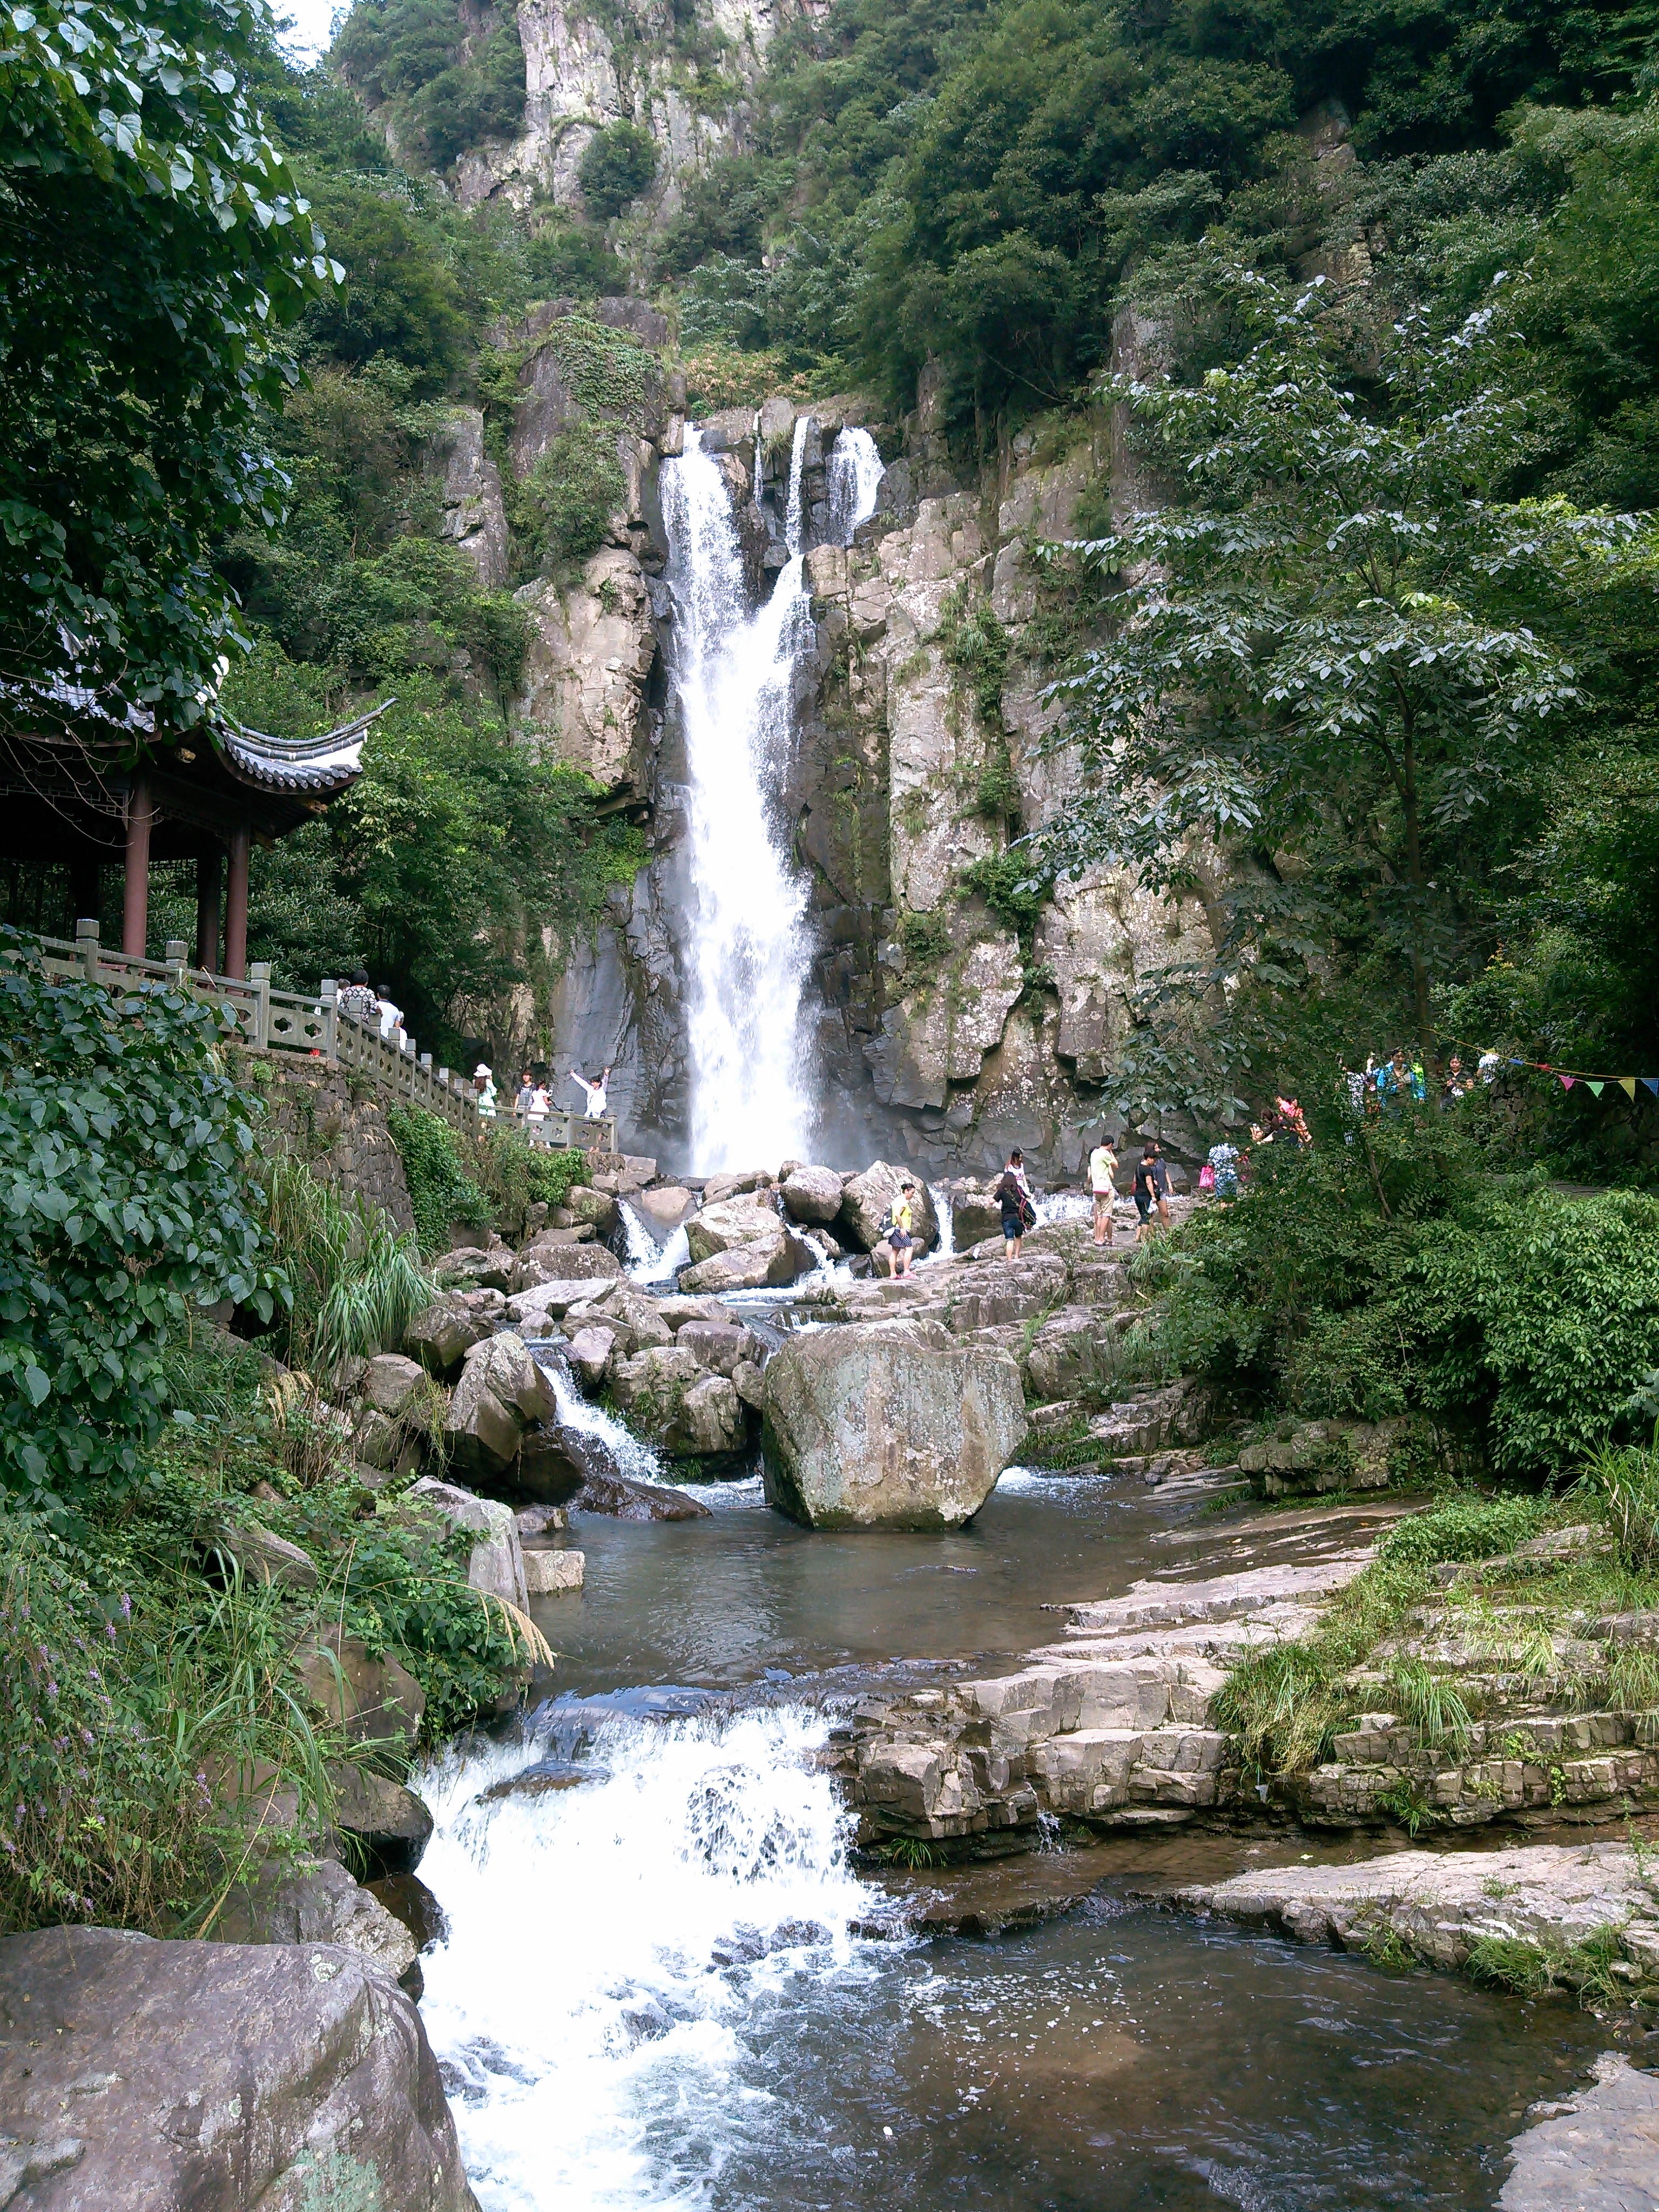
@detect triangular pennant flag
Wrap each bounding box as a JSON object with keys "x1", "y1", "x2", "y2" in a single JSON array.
[
  {"x1": 1644, "y1": 1077, "x2": 1659, "y2": 1097},
  {"x1": 1621, "y1": 1077, "x2": 1637, "y2": 1100},
  {"x1": 1587, "y1": 1080, "x2": 1604, "y2": 1096},
  {"x1": 1559, "y1": 1074, "x2": 1575, "y2": 1089}
]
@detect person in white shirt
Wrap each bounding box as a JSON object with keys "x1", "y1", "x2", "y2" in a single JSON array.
[
  {"x1": 571, "y1": 1065, "x2": 611, "y2": 1120},
  {"x1": 528, "y1": 1082, "x2": 551, "y2": 1135},
  {"x1": 474, "y1": 1063, "x2": 497, "y2": 1120},
  {"x1": 377, "y1": 995, "x2": 403, "y2": 1043},
  {"x1": 1087, "y1": 1136, "x2": 1119, "y2": 1246}
]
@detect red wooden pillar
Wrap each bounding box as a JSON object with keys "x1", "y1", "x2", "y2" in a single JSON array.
[
  {"x1": 194, "y1": 848, "x2": 222, "y2": 973},
  {"x1": 122, "y1": 778, "x2": 153, "y2": 957},
  {"x1": 224, "y1": 824, "x2": 250, "y2": 980}
]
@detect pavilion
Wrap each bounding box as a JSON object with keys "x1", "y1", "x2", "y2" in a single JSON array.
[{"x1": 0, "y1": 690, "x2": 386, "y2": 976}]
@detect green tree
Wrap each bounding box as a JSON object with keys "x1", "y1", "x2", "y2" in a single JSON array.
[
  {"x1": 0, "y1": 0, "x2": 339, "y2": 720},
  {"x1": 579, "y1": 120, "x2": 658, "y2": 217},
  {"x1": 1041, "y1": 267, "x2": 1631, "y2": 1091}
]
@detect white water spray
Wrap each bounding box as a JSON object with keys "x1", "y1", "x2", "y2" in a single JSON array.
[
  {"x1": 826, "y1": 426, "x2": 885, "y2": 542},
  {"x1": 419, "y1": 1709, "x2": 883, "y2": 2211},
  {"x1": 535, "y1": 1346, "x2": 667, "y2": 1486},
  {"x1": 662, "y1": 429, "x2": 817, "y2": 1168}
]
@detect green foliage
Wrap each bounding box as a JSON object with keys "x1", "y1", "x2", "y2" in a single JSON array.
[
  {"x1": 334, "y1": 0, "x2": 525, "y2": 172},
  {"x1": 517, "y1": 425, "x2": 626, "y2": 574},
  {"x1": 471, "y1": 1131, "x2": 589, "y2": 1243},
  {"x1": 898, "y1": 907, "x2": 951, "y2": 973},
  {"x1": 0, "y1": 0, "x2": 339, "y2": 718},
  {"x1": 939, "y1": 584, "x2": 1009, "y2": 731},
  {"x1": 1156, "y1": 1096, "x2": 1659, "y2": 1474},
  {"x1": 0, "y1": 938, "x2": 278, "y2": 1526},
  {"x1": 1576, "y1": 1440, "x2": 1659, "y2": 1574},
  {"x1": 258, "y1": 1154, "x2": 438, "y2": 1371},
  {"x1": 1041, "y1": 269, "x2": 1636, "y2": 1089},
  {"x1": 959, "y1": 851, "x2": 1050, "y2": 954},
  {"x1": 579, "y1": 120, "x2": 660, "y2": 217},
  {"x1": 386, "y1": 1106, "x2": 491, "y2": 1255},
  {"x1": 296, "y1": 177, "x2": 468, "y2": 388}
]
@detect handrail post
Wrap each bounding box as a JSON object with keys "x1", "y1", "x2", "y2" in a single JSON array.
[
  {"x1": 76, "y1": 918, "x2": 99, "y2": 986},
  {"x1": 250, "y1": 961, "x2": 271, "y2": 1049},
  {"x1": 165, "y1": 940, "x2": 188, "y2": 992},
  {"x1": 320, "y1": 977, "x2": 339, "y2": 1061}
]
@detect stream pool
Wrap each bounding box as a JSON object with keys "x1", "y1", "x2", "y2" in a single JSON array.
[{"x1": 420, "y1": 1472, "x2": 1609, "y2": 2211}]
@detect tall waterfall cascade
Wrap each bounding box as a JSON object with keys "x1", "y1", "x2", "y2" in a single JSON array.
[{"x1": 660, "y1": 417, "x2": 884, "y2": 1170}]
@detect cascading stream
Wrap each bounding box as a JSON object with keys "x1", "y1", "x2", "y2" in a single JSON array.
[{"x1": 419, "y1": 1709, "x2": 881, "y2": 2212}]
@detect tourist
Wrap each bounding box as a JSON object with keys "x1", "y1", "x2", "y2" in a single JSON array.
[
  {"x1": 528, "y1": 1080, "x2": 551, "y2": 1137},
  {"x1": 1088, "y1": 1134, "x2": 1119, "y2": 1246},
  {"x1": 1132, "y1": 1145, "x2": 1161, "y2": 1242},
  {"x1": 339, "y1": 969, "x2": 376, "y2": 1028},
  {"x1": 1441, "y1": 1055, "x2": 1471, "y2": 1106},
  {"x1": 994, "y1": 1149, "x2": 1036, "y2": 1259},
  {"x1": 571, "y1": 1064, "x2": 612, "y2": 1122},
  {"x1": 376, "y1": 992, "x2": 404, "y2": 1046},
  {"x1": 1208, "y1": 1139, "x2": 1240, "y2": 1199},
  {"x1": 888, "y1": 1180, "x2": 918, "y2": 1277},
  {"x1": 515, "y1": 1071, "x2": 535, "y2": 1121},
  {"x1": 474, "y1": 1063, "x2": 497, "y2": 1120},
  {"x1": 1150, "y1": 1141, "x2": 1172, "y2": 1229}
]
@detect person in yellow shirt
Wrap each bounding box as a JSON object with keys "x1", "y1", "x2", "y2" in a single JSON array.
[
  {"x1": 1088, "y1": 1136, "x2": 1119, "y2": 1246},
  {"x1": 888, "y1": 1181, "x2": 917, "y2": 1277}
]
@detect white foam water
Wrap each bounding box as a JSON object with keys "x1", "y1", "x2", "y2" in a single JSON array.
[
  {"x1": 662, "y1": 428, "x2": 818, "y2": 1171},
  {"x1": 418, "y1": 1708, "x2": 884, "y2": 2210},
  {"x1": 826, "y1": 427, "x2": 885, "y2": 543},
  {"x1": 536, "y1": 1347, "x2": 667, "y2": 1486},
  {"x1": 925, "y1": 1183, "x2": 954, "y2": 1260}
]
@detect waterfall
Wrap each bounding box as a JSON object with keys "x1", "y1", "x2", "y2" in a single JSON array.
[
  {"x1": 927, "y1": 1182, "x2": 954, "y2": 1259},
  {"x1": 662, "y1": 431, "x2": 817, "y2": 1169},
  {"x1": 826, "y1": 427, "x2": 885, "y2": 543},
  {"x1": 419, "y1": 1708, "x2": 880, "y2": 2210},
  {"x1": 784, "y1": 413, "x2": 808, "y2": 554}
]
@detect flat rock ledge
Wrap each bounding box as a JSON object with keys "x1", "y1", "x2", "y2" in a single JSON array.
[
  {"x1": 1499, "y1": 2051, "x2": 1659, "y2": 2212},
  {"x1": 831, "y1": 1539, "x2": 1382, "y2": 1846},
  {"x1": 0, "y1": 1924, "x2": 478, "y2": 2211},
  {"x1": 1178, "y1": 1839, "x2": 1659, "y2": 2002}
]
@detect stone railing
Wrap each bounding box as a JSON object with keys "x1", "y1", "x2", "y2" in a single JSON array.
[{"x1": 30, "y1": 922, "x2": 617, "y2": 1152}]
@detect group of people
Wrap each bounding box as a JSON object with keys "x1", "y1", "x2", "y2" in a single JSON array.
[
  {"x1": 335, "y1": 968, "x2": 403, "y2": 1046},
  {"x1": 1075, "y1": 1137, "x2": 1174, "y2": 1249},
  {"x1": 494, "y1": 1063, "x2": 613, "y2": 1137},
  {"x1": 1353, "y1": 1048, "x2": 1498, "y2": 1115}
]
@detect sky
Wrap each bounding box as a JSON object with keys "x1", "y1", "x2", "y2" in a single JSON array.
[{"x1": 272, "y1": 0, "x2": 339, "y2": 63}]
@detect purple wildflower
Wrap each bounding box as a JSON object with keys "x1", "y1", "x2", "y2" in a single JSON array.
[
  {"x1": 105, "y1": 1623, "x2": 117, "y2": 1643},
  {"x1": 86, "y1": 1667, "x2": 99, "y2": 1683},
  {"x1": 80, "y1": 1729, "x2": 94, "y2": 1747},
  {"x1": 119, "y1": 1593, "x2": 131, "y2": 1621}
]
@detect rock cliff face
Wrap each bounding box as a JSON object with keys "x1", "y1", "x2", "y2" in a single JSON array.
[
  {"x1": 502, "y1": 356, "x2": 1216, "y2": 1174},
  {"x1": 453, "y1": 0, "x2": 787, "y2": 217}
]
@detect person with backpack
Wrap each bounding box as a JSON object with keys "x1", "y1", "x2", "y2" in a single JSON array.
[
  {"x1": 886, "y1": 1180, "x2": 918, "y2": 1277},
  {"x1": 994, "y1": 1149, "x2": 1036, "y2": 1258},
  {"x1": 1088, "y1": 1135, "x2": 1120, "y2": 1246},
  {"x1": 1132, "y1": 1145, "x2": 1163, "y2": 1242}
]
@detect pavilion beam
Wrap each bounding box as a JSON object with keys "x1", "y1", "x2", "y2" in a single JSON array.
[
  {"x1": 224, "y1": 824, "x2": 249, "y2": 980},
  {"x1": 122, "y1": 778, "x2": 153, "y2": 957},
  {"x1": 195, "y1": 847, "x2": 222, "y2": 974}
]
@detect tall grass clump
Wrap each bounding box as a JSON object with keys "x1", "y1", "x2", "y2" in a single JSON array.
[{"x1": 260, "y1": 1154, "x2": 438, "y2": 1374}]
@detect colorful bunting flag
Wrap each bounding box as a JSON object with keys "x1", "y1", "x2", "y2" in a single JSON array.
[
  {"x1": 1559, "y1": 1074, "x2": 1575, "y2": 1089},
  {"x1": 1587, "y1": 1080, "x2": 1605, "y2": 1096},
  {"x1": 1645, "y1": 1077, "x2": 1659, "y2": 1097},
  {"x1": 1621, "y1": 1078, "x2": 1638, "y2": 1100}
]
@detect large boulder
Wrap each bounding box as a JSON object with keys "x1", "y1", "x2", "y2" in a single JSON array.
[
  {"x1": 677, "y1": 1320, "x2": 760, "y2": 1377},
  {"x1": 507, "y1": 1276, "x2": 618, "y2": 1330},
  {"x1": 515, "y1": 1239, "x2": 623, "y2": 1282},
  {"x1": 433, "y1": 1244, "x2": 516, "y2": 1293},
  {"x1": 298, "y1": 1629, "x2": 425, "y2": 1755},
  {"x1": 406, "y1": 1476, "x2": 528, "y2": 1607},
  {"x1": 566, "y1": 1184, "x2": 620, "y2": 1233},
  {"x1": 443, "y1": 1330, "x2": 555, "y2": 1480},
  {"x1": 761, "y1": 1320, "x2": 1027, "y2": 1530},
  {"x1": 636, "y1": 1184, "x2": 694, "y2": 1231},
  {"x1": 329, "y1": 1765, "x2": 435, "y2": 1879},
  {"x1": 522, "y1": 1547, "x2": 585, "y2": 1594},
  {"x1": 213, "y1": 1855, "x2": 418, "y2": 1988},
  {"x1": 684, "y1": 1195, "x2": 784, "y2": 1262},
  {"x1": 0, "y1": 1924, "x2": 476, "y2": 2212},
  {"x1": 201, "y1": 1517, "x2": 317, "y2": 1593},
  {"x1": 678, "y1": 1229, "x2": 817, "y2": 1295},
  {"x1": 780, "y1": 1163, "x2": 845, "y2": 1224},
  {"x1": 837, "y1": 1162, "x2": 940, "y2": 1254},
  {"x1": 402, "y1": 1292, "x2": 500, "y2": 1380}
]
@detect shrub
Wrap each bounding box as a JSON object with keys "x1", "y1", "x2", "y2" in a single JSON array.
[
  {"x1": 518, "y1": 423, "x2": 625, "y2": 572},
  {"x1": 386, "y1": 1105, "x2": 492, "y2": 1255},
  {"x1": 579, "y1": 120, "x2": 659, "y2": 217},
  {"x1": 0, "y1": 935, "x2": 278, "y2": 1526}
]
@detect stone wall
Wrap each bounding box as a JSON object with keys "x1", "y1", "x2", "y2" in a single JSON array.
[{"x1": 259, "y1": 1060, "x2": 416, "y2": 1236}]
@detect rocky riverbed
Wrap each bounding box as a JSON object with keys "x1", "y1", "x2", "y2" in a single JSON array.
[{"x1": 8, "y1": 1155, "x2": 1656, "y2": 2210}]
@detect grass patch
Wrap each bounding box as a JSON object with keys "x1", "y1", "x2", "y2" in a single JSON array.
[{"x1": 1468, "y1": 1926, "x2": 1630, "y2": 2008}]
